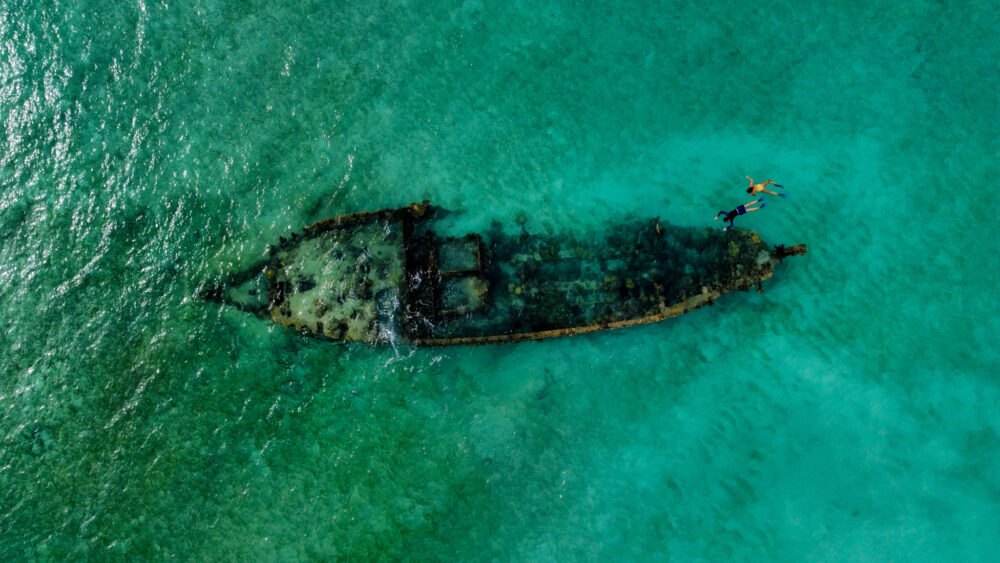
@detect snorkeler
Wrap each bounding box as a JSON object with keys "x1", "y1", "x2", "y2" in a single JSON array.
[
  {"x1": 746, "y1": 176, "x2": 786, "y2": 198},
  {"x1": 715, "y1": 198, "x2": 766, "y2": 231}
]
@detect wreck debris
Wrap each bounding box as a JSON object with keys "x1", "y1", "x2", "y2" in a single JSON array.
[{"x1": 200, "y1": 202, "x2": 805, "y2": 345}]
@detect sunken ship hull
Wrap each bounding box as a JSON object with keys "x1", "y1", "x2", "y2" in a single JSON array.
[{"x1": 201, "y1": 202, "x2": 805, "y2": 346}]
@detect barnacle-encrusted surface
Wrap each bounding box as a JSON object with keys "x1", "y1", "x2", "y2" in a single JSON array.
[
  {"x1": 205, "y1": 203, "x2": 800, "y2": 345},
  {"x1": 269, "y1": 219, "x2": 405, "y2": 342}
]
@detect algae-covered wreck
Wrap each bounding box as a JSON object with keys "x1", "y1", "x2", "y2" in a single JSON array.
[{"x1": 200, "y1": 202, "x2": 805, "y2": 346}]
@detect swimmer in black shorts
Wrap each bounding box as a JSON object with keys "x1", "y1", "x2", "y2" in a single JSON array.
[{"x1": 715, "y1": 197, "x2": 766, "y2": 231}]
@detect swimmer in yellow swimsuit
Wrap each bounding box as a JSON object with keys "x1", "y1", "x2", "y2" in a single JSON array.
[{"x1": 746, "y1": 176, "x2": 786, "y2": 198}]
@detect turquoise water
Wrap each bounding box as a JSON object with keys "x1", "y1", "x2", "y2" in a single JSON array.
[{"x1": 2, "y1": 0, "x2": 999, "y2": 559}]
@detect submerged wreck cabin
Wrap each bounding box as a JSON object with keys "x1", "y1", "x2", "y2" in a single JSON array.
[{"x1": 201, "y1": 202, "x2": 805, "y2": 345}]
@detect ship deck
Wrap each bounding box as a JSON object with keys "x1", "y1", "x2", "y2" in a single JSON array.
[{"x1": 205, "y1": 203, "x2": 798, "y2": 346}]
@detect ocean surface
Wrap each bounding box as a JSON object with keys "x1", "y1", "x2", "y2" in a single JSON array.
[{"x1": 2, "y1": 0, "x2": 999, "y2": 560}]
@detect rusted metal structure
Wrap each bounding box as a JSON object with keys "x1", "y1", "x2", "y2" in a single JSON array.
[{"x1": 200, "y1": 202, "x2": 805, "y2": 345}]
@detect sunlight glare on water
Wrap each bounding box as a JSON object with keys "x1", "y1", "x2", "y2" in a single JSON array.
[{"x1": 1, "y1": 0, "x2": 998, "y2": 560}]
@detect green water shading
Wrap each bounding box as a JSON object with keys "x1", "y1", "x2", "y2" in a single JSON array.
[{"x1": 2, "y1": 0, "x2": 998, "y2": 560}]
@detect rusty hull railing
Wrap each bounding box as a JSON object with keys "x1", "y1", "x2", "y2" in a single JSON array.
[{"x1": 411, "y1": 243, "x2": 806, "y2": 346}]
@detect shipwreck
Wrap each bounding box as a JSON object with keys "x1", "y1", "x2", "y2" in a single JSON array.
[{"x1": 200, "y1": 201, "x2": 805, "y2": 346}]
